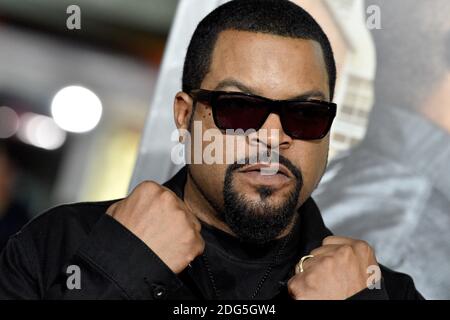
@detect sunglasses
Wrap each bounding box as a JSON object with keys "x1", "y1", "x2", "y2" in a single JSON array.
[{"x1": 189, "y1": 89, "x2": 337, "y2": 140}]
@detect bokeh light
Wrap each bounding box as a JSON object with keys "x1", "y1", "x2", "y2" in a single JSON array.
[
  {"x1": 17, "y1": 113, "x2": 66, "y2": 150},
  {"x1": 0, "y1": 106, "x2": 20, "y2": 138},
  {"x1": 51, "y1": 85, "x2": 103, "y2": 133}
]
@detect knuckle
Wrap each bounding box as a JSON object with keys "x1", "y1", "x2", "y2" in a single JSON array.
[
  {"x1": 322, "y1": 236, "x2": 335, "y2": 245},
  {"x1": 175, "y1": 208, "x2": 189, "y2": 220},
  {"x1": 178, "y1": 206, "x2": 190, "y2": 215},
  {"x1": 186, "y1": 253, "x2": 196, "y2": 263},
  {"x1": 178, "y1": 213, "x2": 194, "y2": 229},
  {"x1": 338, "y1": 244, "x2": 353, "y2": 256},
  {"x1": 354, "y1": 240, "x2": 372, "y2": 253},
  {"x1": 106, "y1": 201, "x2": 120, "y2": 215},
  {"x1": 193, "y1": 219, "x2": 202, "y2": 231},
  {"x1": 188, "y1": 240, "x2": 204, "y2": 260},
  {"x1": 138, "y1": 180, "x2": 158, "y2": 190},
  {"x1": 186, "y1": 227, "x2": 197, "y2": 241},
  {"x1": 304, "y1": 272, "x2": 317, "y2": 288},
  {"x1": 183, "y1": 211, "x2": 193, "y2": 222},
  {"x1": 287, "y1": 277, "x2": 300, "y2": 295},
  {"x1": 160, "y1": 190, "x2": 175, "y2": 202},
  {"x1": 134, "y1": 181, "x2": 162, "y2": 198},
  {"x1": 180, "y1": 228, "x2": 196, "y2": 246},
  {"x1": 196, "y1": 238, "x2": 206, "y2": 254},
  {"x1": 320, "y1": 255, "x2": 335, "y2": 269}
]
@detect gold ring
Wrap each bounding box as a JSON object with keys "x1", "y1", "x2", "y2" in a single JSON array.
[{"x1": 295, "y1": 254, "x2": 314, "y2": 274}]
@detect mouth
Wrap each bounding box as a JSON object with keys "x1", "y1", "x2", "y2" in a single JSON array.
[
  {"x1": 236, "y1": 163, "x2": 293, "y2": 187},
  {"x1": 238, "y1": 163, "x2": 292, "y2": 177}
]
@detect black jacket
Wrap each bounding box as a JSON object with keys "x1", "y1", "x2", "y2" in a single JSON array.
[{"x1": 0, "y1": 167, "x2": 423, "y2": 300}]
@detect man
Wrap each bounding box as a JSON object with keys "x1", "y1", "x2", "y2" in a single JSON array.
[
  {"x1": 313, "y1": 0, "x2": 450, "y2": 299},
  {"x1": 0, "y1": 0, "x2": 422, "y2": 299},
  {"x1": 0, "y1": 144, "x2": 29, "y2": 250}
]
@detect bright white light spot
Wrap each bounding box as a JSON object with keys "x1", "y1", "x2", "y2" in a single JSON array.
[
  {"x1": 17, "y1": 113, "x2": 66, "y2": 150},
  {"x1": 0, "y1": 106, "x2": 19, "y2": 138},
  {"x1": 51, "y1": 85, "x2": 102, "y2": 133}
]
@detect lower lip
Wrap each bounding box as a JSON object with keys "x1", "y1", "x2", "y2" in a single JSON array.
[{"x1": 237, "y1": 170, "x2": 292, "y2": 187}]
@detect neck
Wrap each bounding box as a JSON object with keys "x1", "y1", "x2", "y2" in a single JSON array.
[
  {"x1": 183, "y1": 169, "x2": 297, "y2": 239},
  {"x1": 183, "y1": 171, "x2": 235, "y2": 235}
]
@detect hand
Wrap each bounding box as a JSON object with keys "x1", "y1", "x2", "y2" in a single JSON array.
[
  {"x1": 288, "y1": 236, "x2": 379, "y2": 300},
  {"x1": 106, "y1": 181, "x2": 205, "y2": 274}
]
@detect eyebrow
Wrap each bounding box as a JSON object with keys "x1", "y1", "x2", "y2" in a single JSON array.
[{"x1": 213, "y1": 78, "x2": 327, "y2": 101}]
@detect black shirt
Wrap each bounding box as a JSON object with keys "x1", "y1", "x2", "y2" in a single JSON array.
[
  {"x1": 0, "y1": 201, "x2": 29, "y2": 251},
  {"x1": 0, "y1": 167, "x2": 423, "y2": 299}
]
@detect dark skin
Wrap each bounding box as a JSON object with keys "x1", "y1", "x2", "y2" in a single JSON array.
[
  {"x1": 177, "y1": 30, "x2": 330, "y2": 236},
  {"x1": 107, "y1": 30, "x2": 378, "y2": 299}
]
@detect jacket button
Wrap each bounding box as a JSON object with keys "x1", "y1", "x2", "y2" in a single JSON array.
[{"x1": 151, "y1": 284, "x2": 167, "y2": 299}]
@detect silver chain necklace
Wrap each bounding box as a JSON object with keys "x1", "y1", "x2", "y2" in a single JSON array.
[{"x1": 201, "y1": 232, "x2": 293, "y2": 299}]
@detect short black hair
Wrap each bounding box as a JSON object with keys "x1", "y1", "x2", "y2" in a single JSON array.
[{"x1": 182, "y1": 0, "x2": 336, "y2": 100}]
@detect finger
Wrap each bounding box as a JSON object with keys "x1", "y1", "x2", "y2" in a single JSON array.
[
  {"x1": 160, "y1": 185, "x2": 185, "y2": 202},
  {"x1": 182, "y1": 200, "x2": 202, "y2": 225},
  {"x1": 155, "y1": 186, "x2": 202, "y2": 233},
  {"x1": 322, "y1": 235, "x2": 355, "y2": 246},
  {"x1": 288, "y1": 273, "x2": 305, "y2": 297},
  {"x1": 298, "y1": 257, "x2": 315, "y2": 273},
  {"x1": 135, "y1": 180, "x2": 163, "y2": 196},
  {"x1": 295, "y1": 254, "x2": 320, "y2": 273},
  {"x1": 322, "y1": 237, "x2": 376, "y2": 267},
  {"x1": 190, "y1": 215, "x2": 202, "y2": 232},
  {"x1": 106, "y1": 201, "x2": 120, "y2": 215},
  {"x1": 158, "y1": 185, "x2": 197, "y2": 217},
  {"x1": 310, "y1": 244, "x2": 341, "y2": 257}
]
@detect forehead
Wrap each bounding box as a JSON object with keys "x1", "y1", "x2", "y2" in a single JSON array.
[{"x1": 202, "y1": 29, "x2": 329, "y2": 100}]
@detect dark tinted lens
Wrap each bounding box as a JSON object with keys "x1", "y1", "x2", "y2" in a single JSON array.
[
  {"x1": 282, "y1": 102, "x2": 334, "y2": 140},
  {"x1": 213, "y1": 94, "x2": 269, "y2": 131}
]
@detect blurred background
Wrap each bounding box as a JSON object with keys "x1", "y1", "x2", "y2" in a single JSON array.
[
  {"x1": 0, "y1": 0, "x2": 176, "y2": 232},
  {"x1": 0, "y1": 0, "x2": 373, "y2": 224},
  {"x1": 0, "y1": 0, "x2": 449, "y2": 298}
]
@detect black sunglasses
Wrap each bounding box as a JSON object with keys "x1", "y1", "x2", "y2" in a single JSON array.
[{"x1": 189, "y1": 89, "x2": 337, "y2": 140}]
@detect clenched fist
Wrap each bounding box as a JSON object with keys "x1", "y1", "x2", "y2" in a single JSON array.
[
  {"x1": 288, "y1": 236, "x2": 380, "y2": 300},
  {"x1": 106, "y1": 181, "x2": 205, "y2": 274}
]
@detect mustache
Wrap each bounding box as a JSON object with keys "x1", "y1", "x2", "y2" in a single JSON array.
[{"x1": 227, "y1": 153, "x2": 302, "y2": 181}]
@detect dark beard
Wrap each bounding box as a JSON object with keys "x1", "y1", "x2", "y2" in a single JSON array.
[{"x1": 221, "y1": 155, "x2": 303, "y2": 244}]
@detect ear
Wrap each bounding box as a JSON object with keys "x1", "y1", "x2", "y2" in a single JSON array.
[{"x1": 173, "y1": 91, "x2": 194, "y2": 131}]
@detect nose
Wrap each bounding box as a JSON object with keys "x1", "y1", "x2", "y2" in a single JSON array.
[{"x1": 248, "y1": 113, "x2": 293, "y2": 150}]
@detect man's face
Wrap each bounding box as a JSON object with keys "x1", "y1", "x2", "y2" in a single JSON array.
[{"x1": 182, "y1": 30, "x2": 330, "y2": 242}]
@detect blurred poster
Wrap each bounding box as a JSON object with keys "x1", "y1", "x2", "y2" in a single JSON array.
[
  {"x1": 129, "y1": 0, "x2": 230, "y2": 188},
  {"x1": 314, "y1": 0, "x2": 450, "y2": 299},
  {"x1": 131, "y1": 0, "x2": 450, "y2": 299}
]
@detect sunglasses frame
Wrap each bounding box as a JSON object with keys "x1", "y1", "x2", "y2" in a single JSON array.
[{"x1": 189, "y1": 89, "x2": 337, "y2": 140}]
